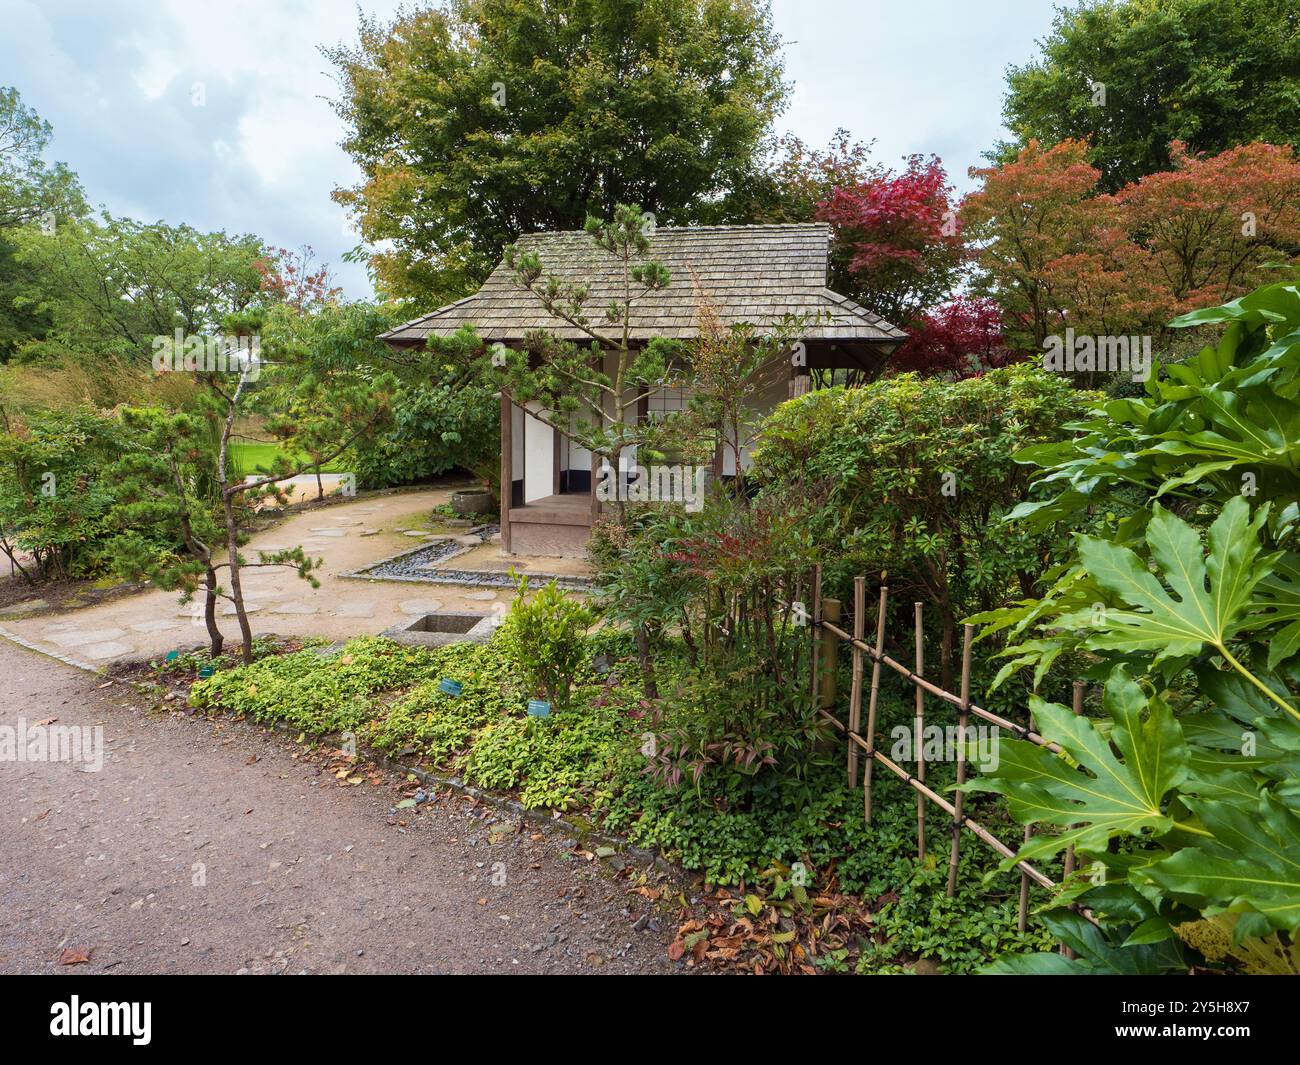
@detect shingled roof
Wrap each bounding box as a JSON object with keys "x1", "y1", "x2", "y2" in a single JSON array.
[{"x1": 379, "y1": 222, "x2": 906, "y2": 347}]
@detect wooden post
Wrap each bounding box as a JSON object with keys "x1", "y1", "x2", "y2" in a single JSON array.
[
  {"x1": 914, "y1": 602, "x2": 926, "y2": 861},
  {"x1": 863, "y1": 581, "x2": 888, "y2": 823},
  {"x1": 1061, "y1": 680, "x2": 1086, "y2": 957},
  {"x1": 819, "y1": 598, "x2": 842, "y2": 710},
  {"x1": 499, "y1": 392, "x2": 512, "y2": 553},
  {"x1": 847, "y1": 576, "x2": 866, "y2": 786},
  {"x1": 809, "y1": 565, "x2": 822, "y2": 710},
  {"x1": 947, "y1": 624, "x2": 974, "y2": 897},
  {"x1": 552, "y1": 426, "x2": 562, "y2": 496}
]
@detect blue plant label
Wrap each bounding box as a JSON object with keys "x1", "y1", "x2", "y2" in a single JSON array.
[
  {"x1": 439, "y1": 678, "x2": 463, "y2": 697},
  {"x1": 165, "y1": 650, "x2": 179, "y2": 662},
  {"x1": 197, "y1": 666, "x2": 214, "y2": 679},
  {"x1": 527, "y1": 699, "x2": 551, "y2": 718}
]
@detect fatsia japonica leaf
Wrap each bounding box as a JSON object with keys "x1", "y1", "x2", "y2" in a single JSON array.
[
  {"x1": 983, "y1": 911, "x2": 1186, "y2": 975},
  {"x1": 1244, "y1": 552, "x2": 1300, "y2": 669},
  {"x1": 1145, "y1": 795, "x2": 1300, "y2": 938},
  {"x1": 964, "y1": 669, "x2": 1188, "y2": 863},
  {"x1": 1055, "y1": 495, "x2": 1273, "y2": 663}
]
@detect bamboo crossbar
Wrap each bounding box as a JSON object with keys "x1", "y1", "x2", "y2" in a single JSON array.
[
  {"x1": 818, "y1": 619, "x2": 1061, "y2": 754},
  {"x1": 817, "y1": 707, "x2": 1055, "y2": 891}
]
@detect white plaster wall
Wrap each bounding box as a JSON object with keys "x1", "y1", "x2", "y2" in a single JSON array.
[{"x1": 523, "y1": 401, "x2": 554, "y2": 502}]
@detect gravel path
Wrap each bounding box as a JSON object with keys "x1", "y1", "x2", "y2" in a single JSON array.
[{"x1": 0, "y1": 639, "x2": 683, "y2": 975}]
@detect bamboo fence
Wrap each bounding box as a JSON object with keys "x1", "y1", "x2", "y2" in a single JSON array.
[{"x1": 807, "y1": 566, "x2": 1086, "y2": 936}]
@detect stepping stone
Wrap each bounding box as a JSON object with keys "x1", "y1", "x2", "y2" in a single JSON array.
[
  {"x1": 463, "y1": 591, "x2": 500, "y2": 602},
  {"x1": 0, "y1": 599, "x2": 48, "y2": 616},
  {"x1": 253, "y1": 544, "x2": 288, "y2": 553},
  {"x1": 398, "y1": 599, "x2": 444, "y2": 615},
  {"x1": 308, "y1": 528, "x2": 346, "y2": 537},
  {"x1": 270, "y1": 602, "x2": 318, "y2": 615},
  {"x1": 403, "y1": 530, "x2": 433, "y2": 538},
  {"x1": 83, "y1": 640, "x2": 135, "y2": 660},
  {"x1": 47, "y1": 627, "x2": 127, "y2": 647},
  {"x1": 329, "y1": 518, "x2": 364, "y2": 526},
  {"x1": 221, "y1": 602, "x2": 263, "y2": 616},
  {"x1": 359, "y1": 529, "x2": 381, "y2": 536},
  {"x1": 131, "y1": 619, "x2": 180, "y2": 633},
  {"x1": 334, "y1": 601, "x2": 376, "y2": 619},
  {"x1": 454, "y1": 535, "x2": 483, "y2": 547}
]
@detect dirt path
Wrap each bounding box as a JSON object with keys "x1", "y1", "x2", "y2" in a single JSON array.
[{"x1": 0, "y1": 639, "x2": 682, "y2": 975}]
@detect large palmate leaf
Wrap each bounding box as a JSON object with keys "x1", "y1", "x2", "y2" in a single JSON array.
[
  {"x1": 964, "y1": 669, "x2": 1188, "y2": 862},
  {"x1": 1054, "y1": 496, "x2": 1273, "y2": 665},
  {"x1": 983, "y1": 911, "x2": 1187, "y2": 975},
  {"x1": 1245, "y1": 552, "x2": 1300, "y2": 668},
  {"x1": 1146, "y1": 795, "x2": 1300, "y2": 938}
]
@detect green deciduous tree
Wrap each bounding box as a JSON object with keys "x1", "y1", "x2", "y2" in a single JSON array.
[
  {"x1": 326, "y1": 0, "x2": 788, "y2": 303},
  {"x1": 12, "y1": 214, "x2": 265, "y2": 364},
  {"x1": 994, "y1": 0, "x2": 1300, "y2": 190}
]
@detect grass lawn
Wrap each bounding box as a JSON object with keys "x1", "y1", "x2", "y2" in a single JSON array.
[{"x1": 229, "y1": 439, "x2": 347, "y2": 477}]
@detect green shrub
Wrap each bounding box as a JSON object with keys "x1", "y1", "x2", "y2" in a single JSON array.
[
  {"x1": 370, "y1": 641, "x2": 510, "y2": 765},
  {"x1": 349, "y1": 378, "x2": 498, "y2": 488},
  {"x1": 751, "y1": 364, "x2": 1089, "y2": 687},
  {"x1": 189, "y1": 636, "x2": 440, "y2": 732},
  {"x1": 496, "y1": 576, "x2": 595, "y2": 707},
  {"x1": 0, "y1": 405, "x2": 146, "y2": 580},
  {"x1": 463, "y1": 696, "x2": 630, "y2": 810}
]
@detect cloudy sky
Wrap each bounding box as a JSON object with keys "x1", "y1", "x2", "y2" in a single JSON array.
[{"x1": 1, "y1": 0, "x2": 1063, "y2": 300}]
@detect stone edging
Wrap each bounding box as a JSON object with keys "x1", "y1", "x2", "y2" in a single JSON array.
[
  {"x1": 0, "y1": 624, "x2": 104, "y2": 675},
  {"x1": 338, "y1": 537, "x2": 593, "y2": 591}
]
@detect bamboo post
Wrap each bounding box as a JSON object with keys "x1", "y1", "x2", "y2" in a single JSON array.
[
  {"x1": 847, "y1": 576, "x2": 866, "y2": 786},
  {"x1": 819, "y1": 598, "x2": 842, "y2": 710},
  {"x1": 947, "y1": 624, "x2": 974, "y2": 897},
  {"x1": 863, "y1": 580, "x2": 888, "y2": 823},
  {"x1": 809, "y1": 565, "x2": 822, "y2": 710},
  {"x1": 914, "y1": 602, "x2": 926, "y2": 861},
  {"x1": 1061, "y1": 680, "x2": 1086, "y2": 957},
  {"x1": 1018, "y1": 704, "x2": 1037, "y2": 933}
]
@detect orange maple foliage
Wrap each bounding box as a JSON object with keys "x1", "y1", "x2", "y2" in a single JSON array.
[{"x1": 962, "y1": 138, "x2": 1300, "y2": 353}]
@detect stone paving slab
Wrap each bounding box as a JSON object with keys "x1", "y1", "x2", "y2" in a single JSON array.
[{"x1": 0, "y1": 486, "x2": 586, "y2": 664}]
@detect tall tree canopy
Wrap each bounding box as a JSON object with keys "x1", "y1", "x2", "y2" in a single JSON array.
[
  {"x1": 12, "y1": 215, "x2": 267, "y2": 364},
  {"x1": 327, "y1": 0, "x2": 788, "y2": 304},
  {"x1": 0, "y1": 88, "x2": 88, "y2": 360},
  {"x1": 995, "y1": 0, "x2": 1300, "y2": 190},
  {"x1": 0, "y1": 86, "x2": 85, "y2": 231}
]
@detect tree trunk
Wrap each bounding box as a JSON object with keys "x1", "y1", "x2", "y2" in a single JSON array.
[
  {"x1": 635, "y1": 622, "x2": 658, "y2": 700},
  {"x1": 203, "y1": 566, "x2": 224, "y2": 658},
  {"x1": 221, "y1": 493, "x2": 256, "y2": 664}
]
